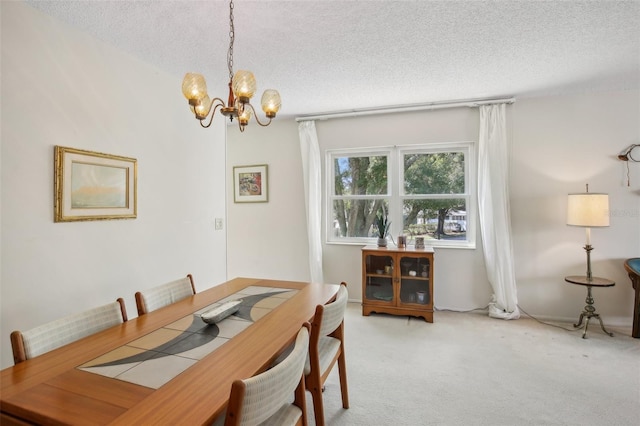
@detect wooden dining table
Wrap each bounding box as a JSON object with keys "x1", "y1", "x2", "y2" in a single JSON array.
[{"x1": 1, "y1": 277, "x2": 339, "y2": 425}]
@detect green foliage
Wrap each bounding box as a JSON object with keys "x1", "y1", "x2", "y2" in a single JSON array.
[
  {"x1": 375, "y1": 211, "x2": 391, "y2": 238},
  {"x1": 334, "y1": 156, "x2": 388, "y2": 237},
  {"x1": 404, "y1": 152, "x2": 464, "y2": 195},
  {"x1": 403, "y1": 152, "x2": 465, "y2": 237},
  {"x1": 332, "y1": 151, "x2": 466, "y2": 239}
]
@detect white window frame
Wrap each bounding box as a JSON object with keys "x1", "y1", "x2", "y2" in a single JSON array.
[
  {"x1": 326, "y1": 147, "x2": 392, "y2": 245},
  {"x1": 396, "y1": 142, "x2": 475, "y2": 249},
  {"x1": 326, "y1": 142, "x2": 476, "y2": 249}
]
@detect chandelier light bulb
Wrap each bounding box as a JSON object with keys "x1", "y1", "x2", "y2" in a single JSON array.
[
  {"x1": 261, "y1": 89, "x2": 281, "y2": 117},
  {"x1": 238, "y1": 106, "x2": 252, "y2": 126},
  {"x1": 182, "y1": 73, "x2": 208, "y2": 103},
  {"x1": 232, "y1": 70, "x2": 257, "y2": 102},
  {"x1": 191, "y1": 95, "x2": 212, "y2": 120}
]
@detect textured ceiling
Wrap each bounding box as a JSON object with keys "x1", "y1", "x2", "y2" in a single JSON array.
[{"x1": 25, "y1": 0, "x2": 640, "y2": 118}]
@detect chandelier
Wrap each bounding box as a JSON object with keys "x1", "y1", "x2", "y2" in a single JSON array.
[{"x1": 181, "y1": 0, "x2": 281, "y2": 132}]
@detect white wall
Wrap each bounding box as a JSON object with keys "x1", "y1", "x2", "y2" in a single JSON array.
[
  {"x1": 226, "y1": 119, "x2": 311, "y2": 282},
  {"x1": 315, "y1": 107, "x2": 493, "y2": 309},
  {"x1": 0, "y1": 2, "x2": 227, "y2": 368},
  {"x1": 228, "y1": 107, "x2": 495, "y2": 309},
  {"x1": 511, "y1": 90, "x2": 639, "y2": 324},
  {"x1": 227, "y1": 90, "x2": 639, "y2": 328}
]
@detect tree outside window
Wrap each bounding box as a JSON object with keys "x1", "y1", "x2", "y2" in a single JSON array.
[
  {"x1": 331, "y1": 153, "x2": 389, "y2": 238},
  {"x1": 328, "y1": 143, "x2": 474, "y2": 248},
  {"x1": 402, "y1": 151, "x2": 466, "y2": 241}
]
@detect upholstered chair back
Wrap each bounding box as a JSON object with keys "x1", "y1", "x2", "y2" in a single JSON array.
[
  {"x1": 11, "y1": 298, "x2": 127, "y2": 364},
  {"x1": 135, "y1": 274, "x2": 195, "y2": 316},
  {"x1": 225, "y1": 324, "x2": 310, "y2": 426}
]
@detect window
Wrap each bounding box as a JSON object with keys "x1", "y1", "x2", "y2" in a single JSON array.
[
  {"x1": 328, "y1": 149, "x2": 390, "y2": 241},
  {"x1": 327, "y1": 143, "x2": 475, "y2": 248}
]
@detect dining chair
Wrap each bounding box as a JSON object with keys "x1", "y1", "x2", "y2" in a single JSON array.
[
  {"x1": 224, "y1": 323, "x2": 310, "y2": 426},
  {"x1": 135, "y1": 274, "x2": 195, "y2": 316},
  {"x1": 10, "y1": 298, "x2": 127, "y2": 365},
  {"x1": 305, "y1": 282, "x2": 349, "y2": 426}
]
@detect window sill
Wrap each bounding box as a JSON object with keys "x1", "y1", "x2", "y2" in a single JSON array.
[{"x1": 324, "y1": 240, "x2": 476, "y2": 250}]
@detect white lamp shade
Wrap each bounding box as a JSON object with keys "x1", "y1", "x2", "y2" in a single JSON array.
[{"x1": 567, "y1": 193, "x2": 610, "y2": 227}]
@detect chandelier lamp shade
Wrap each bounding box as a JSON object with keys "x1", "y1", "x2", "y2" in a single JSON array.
[
  {"x1": 566, "y1": 184, "x2": 610, "y2": 281},
  {"x1": 181, "y1": 0, "x2": 281, "y2": 132}
]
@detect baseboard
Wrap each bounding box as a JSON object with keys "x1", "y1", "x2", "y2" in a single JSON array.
[
  {"x1": 526, "y1": 314, "x2": 633, "y2": 329},
  {"x1": 349, "y1": 300, "x2": 634, "y2": 330}
]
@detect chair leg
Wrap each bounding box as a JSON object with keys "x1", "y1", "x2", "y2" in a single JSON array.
[
  {"x1": 337, "y1": 350, "x2": 349, "y2": 409},
  {"x1": 310, "y1": 387, "x2": 325, "y2": 426},
  {"x1": 294, "y1": 378, "x2": 308, "y2": 426},
  {"x1": 308, "y1": 376, "x2": 326, "y2": 426}
]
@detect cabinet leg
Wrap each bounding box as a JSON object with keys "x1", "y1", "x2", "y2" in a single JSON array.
[{"x1": 419, "y1": 313, "x2": 433, "y2": 323}]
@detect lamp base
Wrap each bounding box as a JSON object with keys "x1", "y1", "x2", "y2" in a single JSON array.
[
  {"x1": 583, "y1": 244, "x2": 594, "y2": 281},
  {"x1": 565, "y1": 275, "x2": 615, "y2": 339},
  {"x1": 573, "y1": 285, "x2": 614, "y2": 339}
]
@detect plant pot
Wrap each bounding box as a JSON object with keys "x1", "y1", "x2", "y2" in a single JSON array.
[{"x1": 377, "y1": 237, "x2": 387, "y2": 247}]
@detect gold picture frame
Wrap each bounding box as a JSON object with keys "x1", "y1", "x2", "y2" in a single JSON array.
[
  {"x1": 233, "y1": 164, "x2": 268, "y2": 203},
  {"x1": 54, "y1": 146, "x2": 137, "y2": 222}
]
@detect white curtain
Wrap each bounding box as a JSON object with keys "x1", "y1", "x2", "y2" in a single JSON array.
[
  {"x1": 478, "y1": 104, "x2": 520, "y2": 319},
  {"x1": 298, "y1": 121, "x2": 324, "y2": 283}
]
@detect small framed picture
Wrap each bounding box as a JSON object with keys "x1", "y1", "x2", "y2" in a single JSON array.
[
  {"x1": 233, "y1": 164, "x2": 268, "y2": 203},
  {"x1": 54, "y1": 146, "x2": 137, "y2": 222}
]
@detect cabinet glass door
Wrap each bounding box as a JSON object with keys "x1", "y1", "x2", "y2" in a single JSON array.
[
  {"x1": 398, "y1": 255, "x2": 431, "y2": 306},
  {"x1": 364, "y1": 254, "x2": 394, "y2": 304}
]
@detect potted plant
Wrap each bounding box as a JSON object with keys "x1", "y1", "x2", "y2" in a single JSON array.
[{"x1": 375, "y1": 211, "x2": 391, "y2": 247}]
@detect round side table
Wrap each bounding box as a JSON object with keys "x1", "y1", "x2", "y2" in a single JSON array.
[{"x1": 565, "y1": 275, "x2": 615, "y2": 339}]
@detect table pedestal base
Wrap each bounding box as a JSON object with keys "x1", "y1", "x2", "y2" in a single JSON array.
[{"x1": 573, "y1": 285, "x2": 614, "y2": 339}]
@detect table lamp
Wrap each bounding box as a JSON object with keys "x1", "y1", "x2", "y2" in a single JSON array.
[{"x1": 566, "y1": 184, "x2": 610, "y2": 281}]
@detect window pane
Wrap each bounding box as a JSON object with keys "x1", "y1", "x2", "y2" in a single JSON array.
[
  {"x1": 332, "y1": 199, "x2": 389, "y2": 238},
  {"x1": 403, "y1": 152, "x2": 465, "y2": 195},
  {"x1": 403, "y1": 199, "x2": 466, "y2": 241},
  {"x1": 334, "y1": 155, "x2": 388, "y2": 196}
]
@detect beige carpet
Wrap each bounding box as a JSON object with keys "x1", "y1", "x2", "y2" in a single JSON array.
[{"x1": 313, "y1": 303, "x2": 640, "y2": 426}]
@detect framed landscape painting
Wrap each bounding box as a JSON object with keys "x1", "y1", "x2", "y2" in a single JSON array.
[
  {"x1": 54, "y1": 146, "x2": 137, "y2": 222},
  {"x1": 233, "y1": 164, "x2": 268, "y2": 203}
]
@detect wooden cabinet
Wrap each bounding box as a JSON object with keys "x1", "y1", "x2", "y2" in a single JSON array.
[{"x1": 361, "y1": 245, "x2": 434, "y2": 322}]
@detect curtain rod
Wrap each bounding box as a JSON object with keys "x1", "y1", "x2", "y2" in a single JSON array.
[{"x1": 295, "y1": 96, "x2": 515, "y2": 122}]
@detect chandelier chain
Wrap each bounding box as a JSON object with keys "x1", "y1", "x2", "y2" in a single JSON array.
[
  {"x1": 181, "y1": 0, "x2": 280, "y2": 132},
  {"x1": 227, "y1": 0, "x2": 235, "y2": 81}
]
